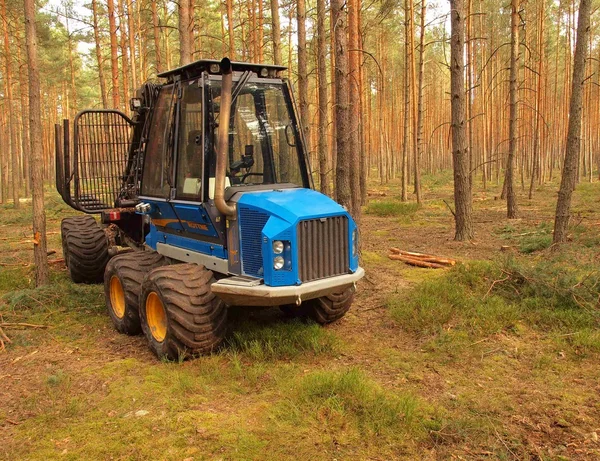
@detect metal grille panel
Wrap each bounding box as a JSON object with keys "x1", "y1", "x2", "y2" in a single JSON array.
[
  {"x1": 239, "y1": 207, "x2": 270, "y2": 278},
  {"x1": 297, "y1": 216, "x2": 349, "y2": 283},
  {"x1": 73, "y1": 111, "x2": 134, "y2": 212}
]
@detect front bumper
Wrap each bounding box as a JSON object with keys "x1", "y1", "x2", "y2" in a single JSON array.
[{"x1": 211, "y1": 267, "x2": 365, "y2": 306}]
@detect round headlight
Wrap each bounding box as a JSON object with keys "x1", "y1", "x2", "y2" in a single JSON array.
[
  {"x1": 273, "y1": 240, "x2": 284, "y2": 254},
  {"x1": 274, "y1": 256, "x2": 285, "y2": 270}
]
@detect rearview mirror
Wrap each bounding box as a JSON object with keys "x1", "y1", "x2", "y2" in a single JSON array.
[{"x1": 285, "y1": 124, "x2": 296, "y2": 147}]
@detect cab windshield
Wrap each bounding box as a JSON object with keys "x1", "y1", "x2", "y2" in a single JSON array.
[{"x1": 207, "y1": 80, "x2": 308, "y2": 187}]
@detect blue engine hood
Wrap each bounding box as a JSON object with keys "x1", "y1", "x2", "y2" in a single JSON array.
[{"x1": 235, "y1": 188, "x2": 347, "y2": 224}]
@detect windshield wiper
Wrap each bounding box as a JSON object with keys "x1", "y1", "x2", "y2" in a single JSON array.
[{"x1": 230, "y1": 71, "x2": 252, "y2": 106}]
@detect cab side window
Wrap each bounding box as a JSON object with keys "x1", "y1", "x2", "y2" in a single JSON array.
[
  {"x1": 176, "y1": 83, "x2": 203, "y2": 198},
  {"x1": 141, "y1": 86, "x2": 175, "y2": 197}
]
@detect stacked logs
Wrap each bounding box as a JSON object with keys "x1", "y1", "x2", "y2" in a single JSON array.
[{"x1": 388, "y1": 248, "x2": 457, "y2": 269}]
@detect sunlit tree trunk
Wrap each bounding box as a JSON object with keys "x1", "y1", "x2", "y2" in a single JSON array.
[
  {"x1": 179, "y1": 0, "x2": 193, "y2": 65},
  {"x1": 1, "y1": 0, "x2": 19, "y2": 208},
  {"x1": 24, "y1": 0, "x2": 49, "y2": 285},
  {"x1": 316, "y1": 0, "x2": 329, "y2": 195},
  {"x1": 554, "y1": 0, "x2": 592, "y2": 243},
  {"x1": 332, "y1": 0, "x2": 352, "y2": 215},
  {"x1": 107, "y1": 0, "x2": 121, "y2": 108},
  {"x1": 505, "y1": 0, "x2": 519, "y2": 218},
  {"x1": 151, "y1": 0, "x2": 162, "y2": 74},
  {"x1": 297, "y1": 0, "x2": 309, "y2": 150},
  {"x1": 226, "y1": 0, "x2": 235, "y2": 58},
  {"x1": 450, "y1": 0, "x2": 473, "y2": 240},
  {"x1": 270, "y1": 0, "x2": 281, "y2": 65}
]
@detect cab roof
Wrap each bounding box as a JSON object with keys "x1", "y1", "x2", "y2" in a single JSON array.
[{"x1": 157, "y1": 59, "x2": 287, "y2": 83}]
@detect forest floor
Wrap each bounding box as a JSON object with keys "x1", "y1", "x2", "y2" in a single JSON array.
[{"x1": 1, "y1": 172, "x2": 600, "y2": 460}]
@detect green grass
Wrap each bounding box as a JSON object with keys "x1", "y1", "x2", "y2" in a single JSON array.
[
  {"x1": 271, "y1": 368, "x2": 426, "y2": 452},
  {"x1": 388, "y1": 258, "x2": 600, "y2": 351},
  {"x1": 227, "y1": 319, "x2": 339, "y2": 360},
  {"x1": 366, "y1": 200, "x2": 420, "y2": 217}
]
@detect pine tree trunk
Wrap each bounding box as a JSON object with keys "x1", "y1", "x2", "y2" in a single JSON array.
[
  {"x1": 554, "y1": 0, "x2": 592, "y2": 244},
  {"x1": 152, "y1": 0, "x2": 162, "y2": 73},
  {"x1": 92, "y1": 0, "x2": 108, "y2": 108},
  {"x1": 179, "y1": 0, "x2": 193, "y2": 65},
  {"x1": 107, "y1": 0, "x2": 121, "y2": 108},
  {"x1": 529, "y1": 0, "x2": 545, "y2": 199},
  {"x1": 118, "y1": 0, "x2": 131, "y2": 103},
  {"x1": 127, "y1": 0, "x2": 137, "y2": 90},
  {"x1": 415, "y1": 0, "x2": 426, "y2": 204},
  {"x1": 270, "y1": 0, "x2": 281, "y2": 65},
  {"x1": 226, "y1": 0, "x2": 235, "y2": 57},
  {"x1": 505, "y1": 0, "x2": 519, "y2": 218},
  {"x1": 297, "y1": 0, "x2": 309, "y2": 151},
  {"x1": 24, "y1": 0, "x2": 49, "y2": 286},
  {"x1": 316, "y1": 0, "x2": 330, "y2": 196},
  {"x1": 450, "y1": 0, "x2": 473, "y2": 240},
  {"x1": 1, "y1": 0, "x2": 19, "y2": 208},
  {"x1": 332, "y1": 0, "x2": 352, "y2": 215},
  {"x1": 348, "y1": 0, "x2": 361, "y2": 221}
]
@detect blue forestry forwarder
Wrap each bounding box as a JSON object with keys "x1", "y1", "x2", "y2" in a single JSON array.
[{"x1": 55, "y1": 58, "x2": 364, "y2": 360}]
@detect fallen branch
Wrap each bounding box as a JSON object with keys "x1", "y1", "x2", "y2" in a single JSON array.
[
  {"x1": 1, "y1": 322, "x2": 48, "y2": 329},
  {"x1": 388, "y1": 254, "x2": 446, "y2": 269},
  {"x1": 0, "y1": 326, "x2": 11, "y2": 353},
  {"x1": 48, "y1": 258, "x2": 65, "y2": 265}
]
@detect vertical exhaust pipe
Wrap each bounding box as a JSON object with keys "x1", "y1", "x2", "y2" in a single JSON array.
[{"x1": 214, "y1": 58, "x2": 236, "y2": 217}]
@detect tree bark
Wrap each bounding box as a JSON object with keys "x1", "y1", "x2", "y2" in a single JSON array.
[
  {"x1": 332, "y1": 0, "x2": 352, "y2": 215},
  {"x1": 1, "y1": 0, "x2": 19, "y2": 208},
  {"x1": 179, "y1": 0, "x2": 193, "y2": 65},
  {"x1": 348, "y1": 0, "x2": 361, "y2": 221},
  {"x1": 24, "y1": 0, "x2": 49, "y2": 285},
  {"x1": 92, "y1": 0, "x2": 108, "y2": 108},
  {"x1": 415, "y1": 0, "x2": 426, "y2": 204},
  {"x1": 151, "y1": 0, "x2": 162, "y2": 73},
  {"x1": 316, "y1": 0, "x2": 329, "y2": 196},
  {"x1": 226, "y1": 0, "x2": 235, "y2": 58},
  {"x1": 270, "y1": 0, "x2": 281, "y2": 65},
  {"x1": 127, "y1": 0, "x2": 137, "y2": 90},
  {"x1": 107, "y1": 0, "x2": 121, "y2": 108},
  {"x1": 117, "y1": 0, "x2": 131, "y2": 103},
  {"x1": 297, "y1": 0, "x2": 309, "y2": 154},
  {"x1": 450, "y1": 0, "x2": 473, "y2": 240},
  {"x1": 505, "y1": 0, "x2": 519, "y2": 218},
  {"x1": 554, "y1": 0, "x2": 592, "y2": 244}
]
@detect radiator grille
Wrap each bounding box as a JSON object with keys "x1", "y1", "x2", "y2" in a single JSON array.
[
  {"x1": 297, "y1": 216, "x2": 350, "y2": 283},
  {"x1": 239, "y1": 207, "x2": 269, "y2": 278}
]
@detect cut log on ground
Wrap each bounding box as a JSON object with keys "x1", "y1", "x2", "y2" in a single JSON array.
[
  {"x1": 389, "y1": 248, "x2": 457, "y2": 267},
  {"x1": 388, "y1": 254, "x2": 447, "y2": 269}
]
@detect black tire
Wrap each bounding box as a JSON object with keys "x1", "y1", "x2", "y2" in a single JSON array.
[
  {"x1": 281, "y1": 287, "x2": 355, "y2": 324},
  {"x1": 61, "y1": 216, "x2": 98, "y2": 269},
  {"x1": 139, "y1": 264, "x2": 227, "y2": 360},
  {"x1": 104, "y1": 251, "x2": 168, "y2": 335},
  {"x1": 61, "y1": 216, "x2": 109, "y2": 284}
]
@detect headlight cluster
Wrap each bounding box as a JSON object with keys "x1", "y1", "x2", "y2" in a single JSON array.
[
  {"x1": 272, "y1": 240, "x2": 291, "y2": 270},
  {"x1": 352, "y1": 229, "x2": 359, "y2": 257}
]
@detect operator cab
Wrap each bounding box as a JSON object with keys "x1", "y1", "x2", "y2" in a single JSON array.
[{"x1": 137, "y1": 60, "x2": 312, "y2": 207}]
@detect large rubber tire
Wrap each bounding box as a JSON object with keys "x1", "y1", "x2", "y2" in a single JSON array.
[
  {"x1": 104, "y1": 251, "x2": 168, "y2": 335},
  {"x1": 281, "y1": 287, "x2": 355, "y2": 324},
  {"x1": 139, "y1": 264, "x2": 227, "y2": 360},
  {"x1": 61, "y1": 216, "x2": 109, "y2": 284}
]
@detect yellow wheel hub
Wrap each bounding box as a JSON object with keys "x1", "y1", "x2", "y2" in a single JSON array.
[
  {"x1": 146, "y1": 292, "x2": 167, "y2": 342},
  {"x1": 109, "y1": 276, "x2": 126, "y2": 319}
]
